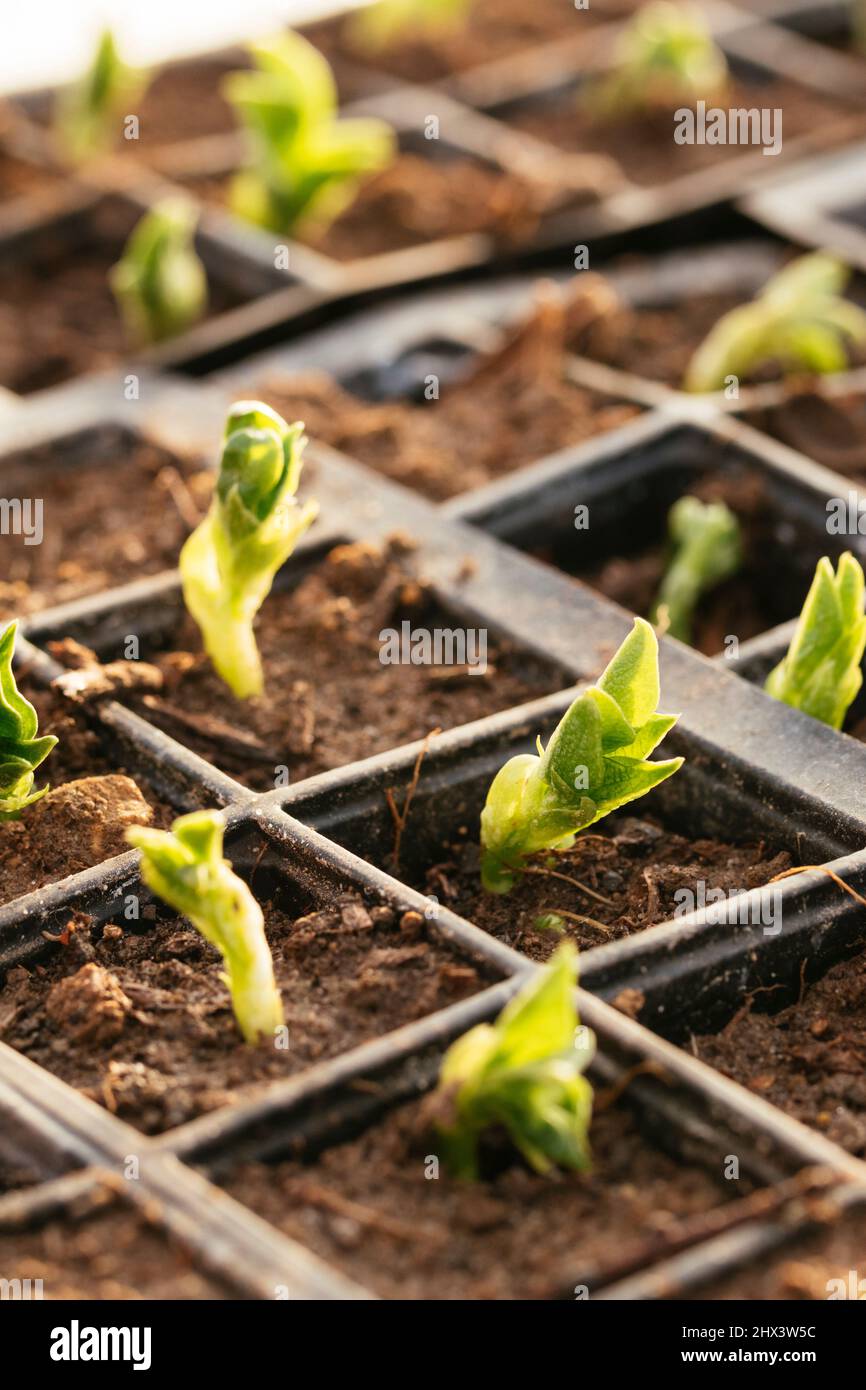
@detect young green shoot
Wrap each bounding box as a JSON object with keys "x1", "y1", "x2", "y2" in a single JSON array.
[
  {"x1": 432, "y1": 943, "x2": 594, "y2": 1180},
  {"x1": 480, "y1": 618, "x2": 683, "y2": 894},
  {"x1": 685, "y1": 253, "x2": 866, "y2": 393},
  {"x1": 590, "y1": 1, "x2": 728, "y2": 118},
  {"x1": 765, "y1": 552, "x2": 866, "y2": 730},
  {"x1": 350, "y1": 0, "x2": 471, "y2": 50},
  {"x1": 55, "y1": 28, "x2": 146, "y2": 164},
  {"x1": 222, "y1": 32, "x2": 396, "y2": 235},
  {"x1": 180, "y1": 401, "x2": 318, "y2": 700},
  {"x1": 651, "y1": 496, "x2": 742, "y2": 643},
  {"x1": 110, "y1": 199, "x2": 208, "y2": 346},
  {"x1": 0, "y1": 621, "x2": 57, "y2": 821},
  {"x1": 126, "y1": 810, "x2": 283, "y2": 1045}
]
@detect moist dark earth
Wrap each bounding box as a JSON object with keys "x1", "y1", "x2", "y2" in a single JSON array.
[
  {"x1": 0, "y1": 434, "x2": 213, "y2": 620},
  {"x1": 223, "y1": 1093, "x2": 755, "y2": 1299},
  {"x1": 117, "y1": 539, "x2": 568, "y2": 789},
  {"x1": 260, "y1": 287, "x2": 639, "y2": 501},
  {"x1": 0, "y1": 1187, "x2": 231, "y2": 1299},
  {"x1": 0, "y1": 889, "x2": 494, "y2": 1133},
  {"x1": 416, "y1": 813, "x2": 791, "y2": 960},
  {"x1": 0, "y1": 682, "x2": 174, "y2": 903},
  {"x1": 692, "y1": 945, "x2": 866, "y2": 1160}
]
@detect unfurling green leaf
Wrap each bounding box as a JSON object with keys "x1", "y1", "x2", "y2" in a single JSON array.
[
  {"x1": 350, "y1": 0, "x2": 471, "y2": 49},
  {"x1": 765, "y1": 552, "x2": 866, "y2": 730},
  {"x1": 432, "y1": 943, "x2": 594, "y2": 1180},
  {"x1": 126, "y1": 810, "x2": 283, "y2": 1044},
  {"x1": 480, "y1": 618, "x2": 683, "y2": 894},
  {"x1": 0, "y1": 622, "x2": 57, "y2": 821},
  {"x1": 685, "y1": 253, "x2": 866, "y2": 393},
  {"x1": 651, "y1": 496, "x2": 742, "y2": 643},
  {"x1": 223, "y1": 32, "x2": 395, "y2": 235},
  {"x1": 110, "y1": 199, "x2": 208, "y2": 346},
  {"x1": 55, "y1": 28, "x2": 146, "y2": 164},
  {"x1": 180, "y1": 401, "x2": 318, "y2": 699},
  {"x1": 589, "y1": 2, "x2": 728, "y2": 118}
]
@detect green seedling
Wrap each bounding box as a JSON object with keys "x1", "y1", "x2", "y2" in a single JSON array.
[
  {"x1": 685, "y1": 253, "x2": 866, "y2": 393},
  {"x1": 55, "y1": 28, "x2": 146, "y2": 164},
  {"x1": 350, "y1": 0, "x2": 471, "y2": 49},
  {"x1": 127, "y1": 810, "x2": 283, "y2": 1044},
  {"x1": 110, "y1": 199, "x2": 207, "y2": 346},
  {"x1": 590, "y1": 1, "x2": 728, "y2": 117},
  {"x1": 180, "y1": 401, "x2": 318, "y2": 700},
  {"x1": 480, "y1": 618, "x2": 683, "y2": 894},
  {"x1": 0, "y1": 621, "x2": 57, "y2": 821},
  {"x1": 651, "y1": 496, "x2": 742, "y2": 643},
  {"x1": 765, "y1": 552, "x2": 866, "y2": 730},
  {"x1": 432, "y1": 943, "x2": 594, "y2": 1180},
  {"x1": 222, "y1": 32, "x2": 395, "y2": 235}
]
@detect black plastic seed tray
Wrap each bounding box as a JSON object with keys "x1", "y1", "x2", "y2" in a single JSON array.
[
  {"x1": 4, "y1": 354, "x2": 866, "y2": 1297},
  {"x1": 1, "y1": 1, "x2": 865, "y2": 402}
]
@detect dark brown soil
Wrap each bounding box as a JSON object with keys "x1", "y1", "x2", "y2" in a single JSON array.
[
  {"x1": 420, "y1": 813, "x2": 791, "y2": 961},
  {"x1": 0, "y1": 237, "x2": 244, "y2": 395},
  {"x1": 748, "y1": 390, "x2": 866, "y2": 483},
  {"x1": 223, "y1": 1092, "x2": 752, "y2": 1299},
  {"x1": 136, "y1": 55, "x2": 241, "y2": 151},
  {"x1": 551, "y1": 468, "x2": 799, "y2": 656},
  {"x1": 507, "y1": 79, "x2": 866, "y2": 188},
  {"x1": 692, "y1": 946, "x2": 866, "y2": 1161},
  {"x1": 260, "y1": 290, "x2": 639, "y2": 501},
  {"x1": 0, "y1": 682, "x2": 173, "y2": 904},
  {"x1": 700, "y1": 1203, "x2": 866, "y2": 1299},
  {"x1": 185, "y1": 151, "x2": 579, "y2": 260},
  {"x1": 305, "y1": 0, "x2": 634, "y2": 86},
  {"x1": 0, "y1": 891, "x2": 493, "y2": 1134},
  {"x1": 0, "y1": 150, "x2": 60, "y2": 206},
  {"x1": 0, "y1": 432, "x2": 212, "y2": 621},
  {"x1": 0, "y1": 1188, "x2": 229, "y2": 1299},
  {"x1": 119, "y1": 540, "x2": 567, "y2": 790},
  {"x1": 586, "y1": 289, "x2": 744, "y2": 385}
]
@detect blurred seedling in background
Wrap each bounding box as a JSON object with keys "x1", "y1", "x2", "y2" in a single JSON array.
[
  {"x1": 651, "y1": 496, "x2": 742, "y2": 644},
  {"x1": 480, "y1": 619, "x2": 683, "y2": 894},
  {"x1": 110, "y1": 199, "x2": 208, "y2": 346},
  {"x1": 223, "y1": 32, "x2": 395, "y2": 236},
  {"x1": 127, "y1": 810, "x2": 283, "y2": 1044},
  {"x1": 765, "y1": 552, "x2": 866, "y2": 730},
  {"x1": 588, "y1": 1, "x2": 728, "y2": 119},
  {"x1": 685, "y1": 253, "x2": 866, "y2": 393},
  {"x1": 430, "y1": 943, "x2": 595, "y2": 1180},
  {"x1": 350, "y1": 0, "x2": 472, "y2": 49},
  {"x1": 0, "y1": 621, "x2": 57, "y2": 821},
  {"x1": 55, "y1": 28, "x2": 148, "y2": 164},
  {"x1": 180, "y1": 401, "x2": 318, "y2": 699}
]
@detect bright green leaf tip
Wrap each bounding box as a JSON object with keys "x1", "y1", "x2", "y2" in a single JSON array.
[
  {"x1": 684, "y1": 252, "x2": 866, "y2": 392},
  {"x1": 0, "y1": 621, "x2": 58, "y2": 822},
  {"x1": 590, "y1": 1, "x2": 728, "y2": 118},
  {"x1": 433, "y1": 943, "x2": 594, "y2": 1180},
  {"x1": 126, "y1": 810, "x2": 284, "y2": 1045},
  {"x1": 55, "y1": 28, "x2": 146, "y2": 164},
  {"x1": 479, "y1": 618, "x2": 684, "y2": 894},
  {"x1": 765, "y1": 551, "x2": 866, "y2": 730},
  {"x1": 222, "y1": 30, "x2": 395, "y2": 236},
  {"x1": 350, "y1": 0, "x2": 471, "y2": 49},
  {"x1": 179, "y1": 400, "x2": 318, "y2": 700},
  {"x1": 110, "y1": 197, "x2": 208, "y2": 346},
  {"x1": 651, "y1": 495, "x2": 742, "y2": 644}
]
